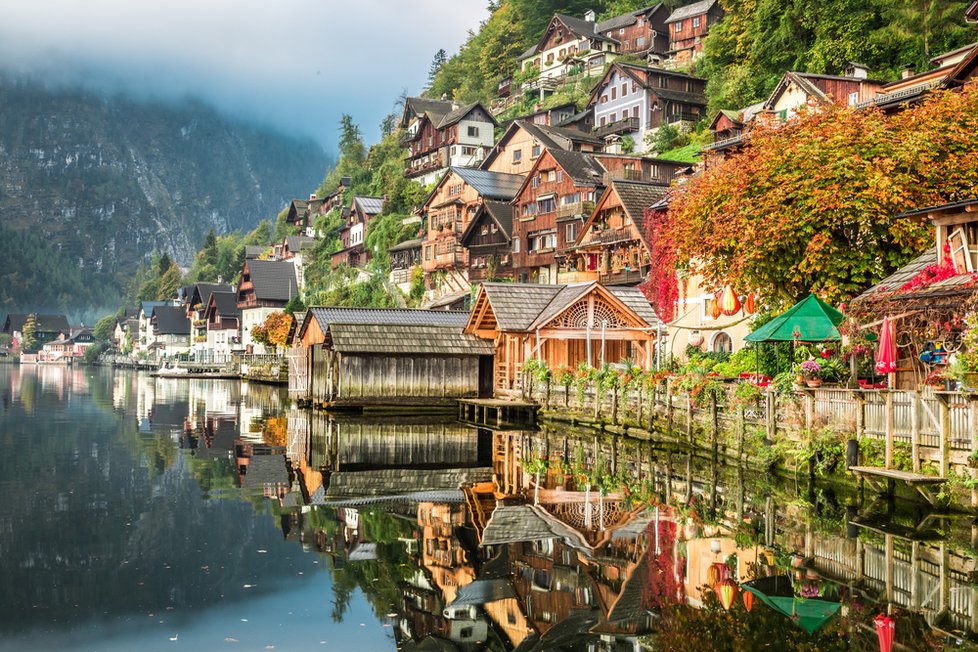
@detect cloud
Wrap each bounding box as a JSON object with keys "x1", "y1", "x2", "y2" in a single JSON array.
[{"x1": 0, "y1": 0, "x2": 487, "y2": 149}]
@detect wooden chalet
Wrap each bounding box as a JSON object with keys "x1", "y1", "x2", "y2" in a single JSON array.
[
  {"x1": 185, "y1": 282, "x2": 233, "y2": 355},
  {"x1": 852, "y1": 198, "x2": 978, "y2": 390},
  {"x1": 460, "y1": 200, "x2": 515, "y2": 282},
  {"x1": 150, "y1": 306, "x2": 191, "y2": 358},
  {"x1": 561, "y1": 179, "x2": 669, "y2": 286},
  {"x1": 481, "y1": 119, "x2": 604, "y2": 176},
  {"x1": 856, "y1": 43, "x2": 977, "y2": 112},
  {"x1": 400, "y1": 98, "x2": 497, "y2": 184},
  {"x1": 596, "y1": 3, "x2": 670, "y2": 56},
  {"x1": 466, "y1": 282, "x2": 661, "y2": 395},
  {"x1": 701, "y1": 101, "x2": 765, "y2": 158},
  {"x1": 332, "y1": 196, "x2": 384, "y2": 269},
  {"x1": 763, "y1": 68, "x2": 882, "y2": 119},
  {"x1": 291, "y1": 307, "x2": 493, "y2": 406},
  {"x1": 588, "y1": 62, "x2": 707, "y2": 152},
  {"x1": 236, "y1": 259, "x2": 297, "y2": 353},
  {"x1": 388, "y1": 238, "x2": 423, "y2": 288},
  {"x1": 518, "y1": 12, "x2": 620, "y2": 81},
  {"x1": 664, "y1": 0, "x2": 724, "y2": 62},
  {"x1": 421, "y1": 167, "x2": 524, "y2": 288},
  {"x1": 40, "y1": 328, "x2": 96, "y2": 361},
  {"x1": 1, "y1": 313, "x2": 70, "y2": 350},
  {"x1": 203, "y1": 290, "x2": 241, "y2": 356}
]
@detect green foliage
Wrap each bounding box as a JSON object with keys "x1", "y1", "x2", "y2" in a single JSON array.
[
  {"x1": 93, "y1": 315, "x2": 116, "y2": 343},
  {"x1": 83, "y1": 341, "x2": 107, "y2": 364},
  {"x1": 131, "y1": 252, "x2": 184, "y2": 302},
  {"x1": 20, "y1": 313, "x2": 38, "y2": 351}
]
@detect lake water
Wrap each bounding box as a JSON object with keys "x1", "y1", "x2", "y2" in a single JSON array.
[{"x1": 0, "y1": 364, "x2": 974, "y2": 651}]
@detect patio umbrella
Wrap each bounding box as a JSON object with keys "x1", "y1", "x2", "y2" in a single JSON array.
[
  {"x1": 741, "y1": 576, "x2": 841, "y2": 635},
  {"x1": 875, "y1": 317, "x2": 897, "y2": 375}
]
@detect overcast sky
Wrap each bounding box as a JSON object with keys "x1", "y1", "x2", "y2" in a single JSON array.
[{"x1": 0, "y1": 0, "x2": 488, "y2": 152}]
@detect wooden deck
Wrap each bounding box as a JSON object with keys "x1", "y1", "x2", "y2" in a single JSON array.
[
  {"x1": 849, "y1": 466, "x2": 946, "y2": 505},
  {"x1": 458, "y1": 398, "x2": 538, "y2": 429}
]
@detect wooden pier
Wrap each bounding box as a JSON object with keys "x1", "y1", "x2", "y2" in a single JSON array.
[
  {"x1": 848, "y1": 466, "x2": 947, "y2": 505},
  {"x1": 457, "y1": 398, "x2": 537, "y2": 429}
]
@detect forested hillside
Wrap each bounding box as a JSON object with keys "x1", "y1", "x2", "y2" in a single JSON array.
[{"x1": 0, "y1": 77, "x2": 329, "y2": 318}]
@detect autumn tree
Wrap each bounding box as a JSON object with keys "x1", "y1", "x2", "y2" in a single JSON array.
[
  {"x1": 251, "y1": 311, "x2": 293, "y2": 350},
  {"x1": 661, "y1": 86, "x2": 978, "y2": 310},
  {"x1": 21, "y1": 313, "x2": 38, "y2": 351}
]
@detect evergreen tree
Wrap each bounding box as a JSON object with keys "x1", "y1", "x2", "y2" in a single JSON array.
[
  {"x1": 21, "y1": 313, "x2": 37, "y2": 352},
  {"x1": 427, "y1": 49, "x2": 448, "y2": 87}
]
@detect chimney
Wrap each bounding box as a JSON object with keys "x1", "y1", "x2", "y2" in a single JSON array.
[
  {"x1": 902, "y1": 65, "x2": 915, "y2": 79},
  {"x1": 844, "y1": 62, "x2": 868, "y2": 80},
  {"x1": 584, "y1": 9, "x2": 595, "y2": 22},
  {"x1": 309, "y1": 193, "x2": 317, "y2": 201},
  {"x1": 451, "y1": 101, "x2": 459, "y2": 111}
]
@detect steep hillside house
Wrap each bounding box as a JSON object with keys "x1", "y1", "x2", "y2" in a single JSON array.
[
  {"x1": 421, "y1": 167, "x2": 524, "y2": 296},
  {"x1": 518, "y1": 12, "x2": 620, "y2": 82},
  {"x1": 503, "y1": 102, "x2": 579, "y2": 128},
  {"x1": 112, "y1": 308, "x2": 140, "y2": 351},
  {"x1": 511, "y1": 149, "x2": 606, "y2": 284},
  {"x1": 481, "y1": 120, "x2": 604, "y2": 175},
  {"x1": 203, "y1": 290, "x2": 241, "y2": 358},
  {"x1": 291, "y1": 308, "x2": 489, "y2": 406},
  {"x1": 588, "y1": 62, "x2": 707, "y2": 152},
  {"x1": 185, "y1": 283, "x2": 234, "y2": 358},
  {"x1": 236, "y1": 259, "x2": 297, "y2": 354},
  {"x1": 40, "y1": 328, "x2": 96, "y2": 362},
  {"x1": 332, "y1": 196, "x2": 385, "y2": 269},
  {"x1": 389, "y1": 238, "x2": 423, "y2": 291},
  {"x1": 561, "y1": 179, "x2": 669, "y2": 286},
  {"x1": 465, "y1": 282, "x2": 661, "y2": 395},
  {"x1": 286, "y1": 179, "x2": 350, "y2": 235},
  {"x1": 283, "y1": 234, "x2": 318, "y2": 291},
  {"x1": 150, "y1": 306, "x2": 190, "y2": 358},
  {"x1": 665, "y1": 0, "x2": 724, "y2": 62},
  {"x1": 2, "y1": 313, "x2": 71, "y2": 350},
  {"x1": 596, "y1": 4, "x2": 670, "y2": 57},
  {"x1": 460, "y1": 200, "x2": 516, "y2": 283},
  {"x1": 855, "y1": 43, "x2": 978, "y2": 112},
  {"x1": 852, "y1": 198, "x2": 978, "y2": 389},
  {"x1": 701, "y1": 101, "x2": 765, "y2": 158},
  {"x1": 400, "y1": 98, "x2": 497, "y2": 185},
  {"x1": 244, "y1": 245, "x2": 267, "y2": 260}
]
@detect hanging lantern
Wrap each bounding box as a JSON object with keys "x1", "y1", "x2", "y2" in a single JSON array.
[
  {"x1": 720, "y1": 285, "x2": 741, "y2": 316},
  {"x1": 689, "y1": 331, "x2": 704, "y2": 347},
  {"x1": 710, "y1": 292, "x2": 723, "y2": 320},
  {"x1": 874, "y1": 614, "x2": 894, "y2": 652},
  {"x1": 745, "y1": 293, "x2": 756, "y2": 315},
  {"x1": 742, "y1": 589, "x2": 754, "y2": 612},
  {"x1": 715, "y1": 579, "x2": 738, "y2": 610},
  {"x1": 707, "y1": 562, "x2": 730, "y2": 587}
]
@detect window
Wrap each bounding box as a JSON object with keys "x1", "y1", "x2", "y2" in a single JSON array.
[
  {"x1": 637, "y1": 36, "x2": 645, "y2": 47},
  {"x1": 557, "y1": 170, "x2": 563, "y2": 183},
  {"x1": 601, "y1": 94, "x2": 608, "y2": 104},
  {"x1": 712, "y1": 332, "x2": 732, "y2": 354},
  {"x1": 513, "y1": 149, "x2": 522, "y2": 163},
  {"x1": 693, "y1": 16, "x2": 700, "y2": 28},
  {"x1": 513, "y1": 237, "x2": 520, "y2": 253},
  {"x1": 559, "y1": 48, "x2": 566, "y2": 57},
  {"x1": 566, "y1": 222, "x2": 578, "y2": 242},
  {"x1": 848, "y1": 91, "x2": 859, "y2": 106},
  {"x1": 480, "y1": 224, "x2": 489, "y2": 236},
  {"x1": 650, "y1": 163, "x2": 659, "y2": 178},
  {"x1": 537, "y1": 197, "x2": 556, "y2": 213},
  {"x1": 467, "y1": 126, "x2": 479, "y2": 138},
  {"x1": 531, "y1": 144, "x2": 542, "y2": 158},
  {"x1": 425, "y1": 246, "x2": 431, "y2": 261},
  {"x1": 619, "y1": 27, "x2": 625, "y2": 35},
  {"x1": 547, "y1": 170, "x2": 556, "y2": 182},
  {"x1": 600, "y1": 116, "x2": 607, "y2": 127},
  {"x1": 461, "y1": 145, "x2": 476, "y2": 156},
  {"x1": 674, "y1": 20, "x2": 682, "y2": 32},
  {"x1": 610, "y1": 112, "x2": 616, "y2": 122},
  {"x1": 611, "y1": 86, "x2": 617, "y2": 100},
  {"x1": 633, "y1": 105, "x2": 639, "y2": 119},
  {"x1": 532, "y1": 176, "x2": 540, "y2": 188},
  {"x1": 659, "y1": 76, "x2": 668, "y2": 88}
]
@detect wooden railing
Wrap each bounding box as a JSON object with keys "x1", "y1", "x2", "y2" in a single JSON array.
[{"x1": 593, "y1": 117, "x2": 640, "y2": 138}]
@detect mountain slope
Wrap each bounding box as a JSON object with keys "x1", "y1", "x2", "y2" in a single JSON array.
[{"x1": 0, "y1": 77, "x2": 329, "y2": 315}]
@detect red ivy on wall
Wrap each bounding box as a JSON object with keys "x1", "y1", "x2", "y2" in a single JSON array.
[{"x1": 640, "y1": 207, "x2": 678, "y2": 322}]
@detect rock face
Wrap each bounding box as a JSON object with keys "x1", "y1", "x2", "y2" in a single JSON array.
[{"x1": 0, "y1": 77, "x2": 328, "y2": 312}]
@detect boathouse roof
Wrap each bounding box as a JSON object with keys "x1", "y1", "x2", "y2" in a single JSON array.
[
  {"x1": 327, "y1": 322, "x2": 495, "y2": 356},
  {"x1": 298, "y1": 307, "x2": 469, "y2": 340}
]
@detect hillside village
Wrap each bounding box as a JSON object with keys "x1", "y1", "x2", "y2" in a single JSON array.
[{"x1": 4, "y1": 0, "x2": 978, "y2": 388}]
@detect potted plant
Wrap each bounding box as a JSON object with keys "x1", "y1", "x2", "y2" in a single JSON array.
[{"x1": 800, "y1": 360, "x2": 822, "y2": 387}]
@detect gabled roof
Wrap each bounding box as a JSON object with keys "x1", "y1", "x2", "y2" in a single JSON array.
[
  {"x1": 206, "y1": 291, "x2": 241, "y2": 319},
  {"x1": 437, "y1": 101, "x2": 497, "y2": 129},
  {"x1": 286, "y1": 198, "x2": 309, "y2": 224},
  {"x1": 460, "y1": 200, "x2": 514, "y2": 245},
  {"x1": 588, "y1": 62, "x2": 706, "y2": 107},
  {"x1": 151, "y1": 306, "x2": 190, "y2": 335},
  {"x1": 241, "y1": 260, "x2": 297, "y2": 303},
  {"x1": 327, "y1": 323, "x2": 495, "y2": 356},
  {"x1": 401, "y1": 97, "x2": 455, "y2": 127},
  {"x1": 388, "y1": 238, "x2": 423, "y2": 253},
  {"x1": 244, "y1": 245, "x2": 267, "y2": 259},
  {"x1": 596, "y1": 4, "x2": 664, "y2": 32},
  {"x1": 451, "y1": 168, "x2": 526, "y2": 201},
  {"x1": 665, "y1": 0, "x2": 718, "y2": 23},
  {"x1": 531, "y1": 121, "x2": 604, "y2": 147},
  {"x1": 547, "y1": 149, "x2": 606, "y2": 185},
  {"x1": 140, "y1": 301, "x2": 168, "y2": 319},
  {"x1": 763, "y1": 71, "x2": 841, "y2": 110},
  {"x1": 468, "y1": 282, "x2": 659, "y2": 332},
  {"x1": 352, "y1": 195, "x2": 385, "y2": 217},
  {"x1": 299, "y1": 306, "x2": 470, "y2": 340},
  {"x1": 553, "y1": 14, "x2": 619, "y2": 44},
  {"x1": 481, "y1": 120, "x2": 600, "y2": 171},
  {"x1": 578, "y1": 179, "x2": 669, "y2": 250},
  {"x1": 190, "y1": 283, "x2": 233, "y2": 309},
  {"x1": 285, "y1": 235, "x2": 318, "y2": 253},
  {"x1": 2, "y1": 313, "x2": 71, "y2": 334}
]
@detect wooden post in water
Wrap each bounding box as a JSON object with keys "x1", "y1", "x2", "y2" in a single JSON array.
[
  {"x1": 911, "y1": 391, "x2": 921, "y2": 473},
  {"x1": 710, "y1": 393, "x2": 719, "y2": 455},
  {"x1": 665, "y1": 381, "x2": 674, "y2": 439},
  {"x1": 939, "y1": 394, "x2": 951, "y2": 479},
  {"x1": 738, "y1": 404, "x2": 746, "y2": 463},
  {"x1": 884, "y1": 390, "x2": 895, "y2": 469},
  {"x1": 686, "y1": 395, "x2": 694, "y2": 445},
  {"x1": 970, "y1": 398, "x2": 978, "y2": 507}
]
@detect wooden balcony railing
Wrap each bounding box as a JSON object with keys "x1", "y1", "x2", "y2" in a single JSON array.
[
  {"x1": 593, "y1": 117, "x2": 640, "y2": 138},
  {"x1": 555, "y1": 201, "x2": 595, "y2": 220}
]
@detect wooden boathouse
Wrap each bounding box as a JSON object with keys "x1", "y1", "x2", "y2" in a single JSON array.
[
  {"x1": 465, "y1": 281, "x2": 662, "y2": 396},
  {"x1": 290, "y1": 307, "x2": 495, "y2": 408}
]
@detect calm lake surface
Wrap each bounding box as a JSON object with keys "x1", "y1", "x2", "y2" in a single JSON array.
[{"x1": 0, "y1": 364, "x2": 975, "y2": 651}]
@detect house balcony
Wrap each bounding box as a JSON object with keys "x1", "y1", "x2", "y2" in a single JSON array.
[
  {"x1": 405, "y1": 155, "x2": 446, "y2": 178},
  {"x1": 666, "y1": 111, "x2": 701, "y2": 125},
  {"x1": 555, "y1": 201, "x2": 595, "y2": 221},
  {"x1": 521, "y1": 76, "x2": 560, "y2": 93},
  {"x1": 601, "y1": 169, "x2": 646, "y2": 184},
  {"x1": 593, "y1": 117, "x2": 640, "y2": 139},
  {"x1": 599, "y1": 267, "x2": 647, "y2": 286},
  {"x1": 557, "y1": 270, "x2": 600, "y2": 284},
  {"x1": 702, "y1": 134, "x2": 745, "y2": 152}
]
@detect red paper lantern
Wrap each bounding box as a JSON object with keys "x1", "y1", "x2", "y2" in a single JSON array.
[
  {"x1": 720, "y1": 285, "x2": 741, "y2": 316},
  {"x1": 742, "y1": 589, "x2": 754, "y2": 612},
  {"x1": 715, "y1": 579, "x2": 738, "y2": 610},
  {"x1": 874, "y1": 614, "x2": 894, "y2": 652},
  {"x1": 745, "y1": 293, "x2": 756, "y2": 315}
]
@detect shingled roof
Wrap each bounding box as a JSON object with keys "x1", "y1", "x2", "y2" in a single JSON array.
[
  {"x1": 206, "y1": 291, "x2": 241, "y2": 319},
  {"x1": 665, "y1": 0, "x2": 718, "y2": 23},
  {"x1": 547, "y1": 149, "x2": 606, "y2": 185},
  {"x1": 452, "y1": 168, "x2": 526, "y2": 201},
  {"x1": 2, "y1": 313, "x2": 70, "y2": 334},
  {"x1": 152, "y1": 306, "x2": 191, "y2": 335},
  {"x1": 352, "y1": 196, "x2": 385, "y2": 216},
  {"x1": 328, "y1": 323, "x2": 495, "y2": 356},
  {"x1": 242, "y1": 259, "x2": 297, "y2": 303},
  {"x1": 299, "y1": 307, "x2": 470, "y2": 340},
  {"x1": 609, "y1": 179, "x2": 670, "y2": 247}
]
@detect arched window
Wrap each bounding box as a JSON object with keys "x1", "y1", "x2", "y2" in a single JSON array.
[{"x1": 711, "y1": 332, "x2": 733, "y2": 354}]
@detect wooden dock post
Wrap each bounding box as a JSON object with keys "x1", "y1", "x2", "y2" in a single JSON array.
[
  {"x1": 939, "y1": 393, "x2": 951, "y2": 479},
  {"x1": 854, "y1": 391, "x2": 865, "y2": 440},
  {"x1": 686, "y1": 395, "x2": 694, "y2": 444},
  {"x1": 911, "y1": 391, "x2": 921, "y2": 473},
  {"x1": 884, "y1": 390, "x2": 895, "y2": 469},
  {"x1": 804, "y1": 389, "x2": 814, "y2": 433}
]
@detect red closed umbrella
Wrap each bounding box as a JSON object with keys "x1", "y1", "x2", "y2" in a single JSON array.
[
  {"x1": 874, "y1": 613, "x2": 894, "y2": 652},
  {"x1": 875, "y1": 317, "x2": 897, "y2": 375}
]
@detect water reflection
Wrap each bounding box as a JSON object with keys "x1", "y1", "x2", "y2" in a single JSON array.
[{"x1": 1, "y1": 365, "x2": 976, "y2": 650}]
